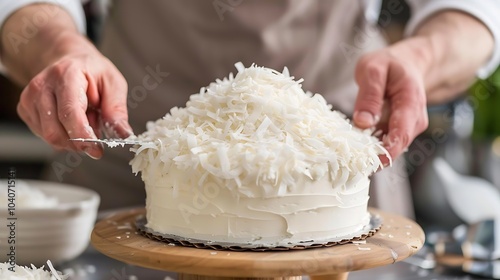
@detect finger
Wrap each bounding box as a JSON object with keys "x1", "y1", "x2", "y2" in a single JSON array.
[
  {"x1": 37, "y1": 90, "x2": 74, "y2": 150},
  {"x1": 55, "y1": 73, "x2": 104, "y2": 159},
  {"x1": 17, "y1": 84, "x2": 43, "y2": 138},
  {"x1": 17, "y1": 101, "x2": 43, "y2": 138},
  {"x1": 383, "y1": 92, "x2": 428, "y2": 164},
  {"x1": 353, "y1": 55, "x2": 388, "y2": 129},
  {"x1": 98, "y1": 69, "x2": 133, "y2": 138},
  {"x1": 87, "y1": 108, "x2": 102, "y2": 139},
  {"x1": 381, "y1": 114, "x2": 411, "y2": 166}
]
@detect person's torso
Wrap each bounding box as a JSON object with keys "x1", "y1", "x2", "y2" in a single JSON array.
[
  {"x1": 99, "y1": 0, "x2": 387, "y2": 133},
  {"x1": 48, "y1": 1, "x2": 416, "y2": 216}
]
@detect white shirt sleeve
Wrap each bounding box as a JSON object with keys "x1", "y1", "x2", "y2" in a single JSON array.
[
  {"x1": 405, "y1": 0, "x2": 500, "y2": 79},
  {"x1": 0, "y1": 0, "x2": 85, "y2": 34},
  {"x1": 0, "y1": 0, "x2": 85, "y2": 74}
]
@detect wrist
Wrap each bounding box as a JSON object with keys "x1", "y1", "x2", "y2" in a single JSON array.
[
  {"x1": 40, "y1": 30, "x2": 96, "y2": 68},
  {"x1": 0, "y1": 3, "x2": 92, "y2": 84},
  {"x1": 408, "y1": 11, "x2": 494, "y2": 104},
  {"x1": 386, "y1": 36, "x2": 437, "y2": 82}
]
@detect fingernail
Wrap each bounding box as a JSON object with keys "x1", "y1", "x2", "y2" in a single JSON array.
[
  {"x1": 354, "y1": 111, "x2": 376, "y2": 127},
  {"x1": 85, "y1": 151, "x2": 100, "y2": 160},
  {"x1": 84, "y1": 146, "x2": 101, "y2": 160},
  {"x1": 384, "y1": 132, "x2": 399, "y2": 149},
  {"x1": 379, "y1": 154, "x2": 392, "y2": 167}
]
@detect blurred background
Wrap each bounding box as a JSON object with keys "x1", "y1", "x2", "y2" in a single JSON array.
[{"x1": 1, "y1": 1, "x2": 500, "y2": 278}]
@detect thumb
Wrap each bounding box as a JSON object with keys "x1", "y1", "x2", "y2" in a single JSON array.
[{"x1": 353, "y1": 56, "x2": 388, "y2": 129}]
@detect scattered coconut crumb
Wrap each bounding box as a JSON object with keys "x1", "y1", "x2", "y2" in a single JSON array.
[
  {"x1": 405, "y1": 225, "x2": 412, "y2": 229},
  {"x1": 117, "y1": 225, "x2": 132, "y2": 230},
  {"x1": 406, "y1": 232, "x2": 411, "y2": 236},
  {"x1": 0, "y1": 260, "x2": 67, "y2": 279},
  {"x1": 357, "y1": 247, "x2": 371, "y2": 251},
  {"x1": 390, "y1": 249, "x2": 399, "y2": 262},
  {"x1": 86, "y1": 265, "x2": 96, "y2": 274},
  {"x1": 76, "y1": 269, "x2": 87, "y2": 277},
  {"x1": 167, "y1": 243, "x2": 175, "y2": 246},
  {"x1": 388, "y1": 234, "x2": 394, "y2": 238},
  {"x1": 210, "y1": 252, "x2": 217, "y2": 255},
  {"x1": 116, "y1": 236, "x2": 122, "y2": 239}
]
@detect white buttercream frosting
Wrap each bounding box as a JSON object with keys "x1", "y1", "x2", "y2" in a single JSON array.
[{"x1": 130, "y1": 63, "x2": 386, "y2": 246}]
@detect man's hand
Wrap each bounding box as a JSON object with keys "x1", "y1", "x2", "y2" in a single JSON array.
[
  {"x1": 354, "y1": 38, "x2": 429, "y2": 165},
  {"x1": 354, "y1": 11, "x2": 495, "y2": 165},
  {"x1": 1, "y1": 4, "x2": 132, "y2": 159},
  {"x1": 17, "y1": 51, "x2": 131, "y2": 159}
]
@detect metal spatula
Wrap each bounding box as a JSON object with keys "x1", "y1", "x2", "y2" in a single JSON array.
[{"x1": 70, "y1": 138, "x2": 153, "y2": 147}]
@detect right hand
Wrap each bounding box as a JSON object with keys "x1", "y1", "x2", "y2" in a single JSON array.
[{"x1": 16, "y1": 51, "x2": 133, "y2": 159}]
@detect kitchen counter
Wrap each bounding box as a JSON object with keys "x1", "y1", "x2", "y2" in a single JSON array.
[
  {"x1": 58, "y1": 209, "x2": 484, "y2": 279},
  {"x1": 57, "y1": 245, "x2": 484, "y2": 280}
]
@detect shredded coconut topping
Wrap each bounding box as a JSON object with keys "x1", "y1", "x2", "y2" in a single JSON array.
[
  {"x1": 0, "y1": 261, "x2": 66, "y2": 279},
  {"x1": 130, "y1": 63, "x2": 387, "y2": 197}
]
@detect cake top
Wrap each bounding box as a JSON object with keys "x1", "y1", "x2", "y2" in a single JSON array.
[{"x1": 130, "y1": 63, "x2": 387, "y2": 196}]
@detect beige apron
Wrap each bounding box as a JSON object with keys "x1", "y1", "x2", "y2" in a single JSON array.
[{"x1": 44, "y1": 0, "x2": 414, "y2": 218}]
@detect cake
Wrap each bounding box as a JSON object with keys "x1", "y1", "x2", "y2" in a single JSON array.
[{"x1": 130, "y1": 63, "x2": 386, "y2": 247}]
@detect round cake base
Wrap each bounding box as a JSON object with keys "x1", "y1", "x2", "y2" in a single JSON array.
[
  {"x1": 91, "y1": 208, "x2": 424, "y2": 280},
  {"x1": 135, "y1": 214, "x2": 382, "y2": 251}
]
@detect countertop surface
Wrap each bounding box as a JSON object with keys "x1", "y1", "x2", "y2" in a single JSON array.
[
  {"x1": 54, "y1": 208, "x2": 487, "y2": 279},
  {"x1": 56, "y1": 245, "x2": 485, "y2": 280}
]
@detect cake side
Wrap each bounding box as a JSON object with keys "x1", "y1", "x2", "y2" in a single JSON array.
[{"x1": 144, "y1": 165, "x2": 371, "y2": 246}]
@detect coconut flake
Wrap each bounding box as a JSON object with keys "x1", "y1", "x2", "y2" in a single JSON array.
[
  {"x1": 130, "y1": 63, "x2": 388, "y2": 197},
  {"x1": 0, "y1": 261, "x2": 66, "y2": 279}
]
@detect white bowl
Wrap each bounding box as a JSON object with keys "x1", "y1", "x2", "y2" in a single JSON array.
[{"x1": 0, "y1": 180, "x2": 100, "y2": 266}]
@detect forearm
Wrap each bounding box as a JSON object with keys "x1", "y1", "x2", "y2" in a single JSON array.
[
  {"x1": 410, "y1": 11, "x2": 494, "y2": 104},
  {"x1": 0, "y1": 3, "x2": 94, "y2": 85}
]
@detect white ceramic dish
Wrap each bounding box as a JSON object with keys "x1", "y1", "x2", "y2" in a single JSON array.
[{"x1": 0, "y1": 180, "x2": 100, "y2": 266}]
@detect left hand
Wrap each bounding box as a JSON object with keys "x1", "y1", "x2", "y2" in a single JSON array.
[{"x1": 353, "y1": 39, "x2": 430, "y2": 166}]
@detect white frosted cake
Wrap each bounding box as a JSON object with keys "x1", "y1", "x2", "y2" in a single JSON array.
[{"x1": 130, "y1": 63, "x2": 386, "y2": 246}]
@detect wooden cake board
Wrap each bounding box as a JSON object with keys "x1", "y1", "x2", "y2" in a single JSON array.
[{"x1": 91, "y1": 208, "x2": 424, "y2": 280}]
